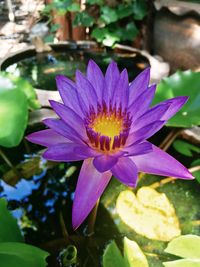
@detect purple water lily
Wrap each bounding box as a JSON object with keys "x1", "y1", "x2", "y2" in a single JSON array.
[{"x1": 27, "y1": 60, "x2": 194, "y2": 229}]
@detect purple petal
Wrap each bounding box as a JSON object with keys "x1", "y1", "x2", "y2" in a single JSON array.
[
  {"x1": 93, "y1": 154, "x2": 118, "y2": 173},
  {"x1": 72, "y1": 158, "x2": 112, "y2": 229},
  {"x1": 158, "y1": 96, "x2": 188, "y2": 121},
  {"x1": 56, "y1": 75, "x2": 83, "y2": 117},
  {"x1": 43, "y1": 143, "x2": 94, "y2": 162},
  {"x1": 26, "y1": 129, "x2": 71, "y2": 147},
  {"x1": 113, "y1": 69, "x2": 129, "y2": 109},
  {"x1": 128, "y1": 84, "x2": 156, "y2": 122},
  {"x1": 131, "y1": 143, "x2": 194, "y2": 179},
  {"x1": 132, "y1": 103, "x2": 170, "y2": 132},
  {"x1": 104, "y1": 61, "x2": 120, "y2": 105},
  {"x1": 76, "y1": 70, "x2": 98, "y2": 111},
  {"x1": 43, "y1": 118, "x2": 84, "y2": 144},
  {"x1": 123, "y1": 141, "x2": 153, "y2": 156},
  {"x1": 128, "y1": 67, "x2": 150, "y2": 106},
  {"x1": 111, "y1": 157, "x2": 138, "y2": 187},
  {"x1": 127, "y1": 121, "x2": 164, "y2": 145},
  {"x1": 49, "y1": 100, "x2": 87, "y2": 140},
  {"x1": 87, "y1": 59, "x2": 104, "y2": 102}
]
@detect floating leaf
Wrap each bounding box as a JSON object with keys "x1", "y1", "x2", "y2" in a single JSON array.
[
  {"x1": 116, "y1": 187, "x2": 181, "y2": 241},
  {"x1": 173, "y1": 140, "x2": 200, "y2": 157},
  {"x1": 154, "y1": 70, "x2": 200, "y2": 127},
  {"x1": 165, "y1": 235, "x2": 200, "y2": 259},
  {"x1": 103, "y1": 241, "x2": 125, "y2": 267},
  {"x1": 163, "y1": 235, "x2": 200, "y2": 267},
  {"x1": 103, "y1": 237, "x2": 148, "y2": 267},
  {"x1": 163, "y1": 259, "x2": 200, "y2": 267},
  {"x1": 0, "y1": 198, "x2": 23, "y2": 242},
  {"x1": 124, "y1": 237, "x2": 149, "y2": 267},
  {"x1": 0, "y1": 242, "x2": 49, "y2": 267}
]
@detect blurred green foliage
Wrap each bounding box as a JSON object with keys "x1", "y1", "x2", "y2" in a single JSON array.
[
  {"x1": 0, "y1": 198, "x2": 49, "y2": 267},
  {"x1": 0, "y1": 73, "x2": 40, "y2": 148},
  {"x1": 43, "y1": 0, "x2": 148, "y2": 46}
]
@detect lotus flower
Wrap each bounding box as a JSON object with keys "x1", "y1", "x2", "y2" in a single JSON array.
[{"x1": 27, "y1": 60, "x2": 194, "y2": 229}]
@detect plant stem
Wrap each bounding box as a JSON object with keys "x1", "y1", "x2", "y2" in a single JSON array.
[
  {"x1": 87, "y1": 199, "x2": 100, "y2": 236},
  {"x1": 59, "y1": 211, "x2": 70, "y2": 245},
  {"x1": 159, "y1": 128, "x2": 182, "y2": 151},
  {"x1": 0, "y1": 148, "x2": 13, "y2": 168}
]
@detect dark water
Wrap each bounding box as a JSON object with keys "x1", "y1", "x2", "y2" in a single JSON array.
[
  {"x1": 4, "y1": 49, "x2": 149, "y2": 91},
  {"x1": 0, "y1": 130, "x2": 200, "y2": 267},
  {"x1": 1, "y1": 48, "x2": 200, "y2": 266}
]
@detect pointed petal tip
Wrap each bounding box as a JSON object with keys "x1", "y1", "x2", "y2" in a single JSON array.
[{"x1": 55, "y1": 74, "x2": 65, "y2": 81}]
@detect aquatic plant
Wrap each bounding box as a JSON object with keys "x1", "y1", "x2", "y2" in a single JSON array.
[{"x1": 27, "y1": 60, "x2": 193, "y2": 229}]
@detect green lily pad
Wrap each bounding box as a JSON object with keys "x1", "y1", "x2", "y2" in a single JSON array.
[
  {"x1": 103, "y1": 241, "x2": 125, "y2": 267},
  {"x1": 0, "y1": 242, "x2": 49, "y2": 267},
  {"x1": 165, "y1": 235, "x2": 200, "y2": 259},
  {"x1": 103, "y1": 237, "x2": 148, "y2": 267},
  {"x1": 0, "y1": 88, "x2": 28, "y2": 147},
  {"x1": 173, "y1": 140, "x2": 200, "y2": 157},
  {"x1": 0, "y1": 198, "x2": 23, "y2": 242},
  {"x1": 163, "y1": 235, "x2": 200, "y2": 267},
  {"x1": 0, "y1": 72, "x2": 40, "y2": 110},
  {"x1": 154, "y1": 70, "x2": 200, "y2": 128}
]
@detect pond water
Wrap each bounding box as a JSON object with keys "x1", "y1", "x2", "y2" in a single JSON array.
[
  {"x1": 0, "y1": 127, "x2": 200, "y2": 267},
  {"x1": 0, "y1": 48, "x2": 200, "y2": 266},
  {"x1": 4, "y1": 49, "x2": 149, "y2": 91}
]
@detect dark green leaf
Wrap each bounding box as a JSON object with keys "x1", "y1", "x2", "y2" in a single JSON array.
[
  {"x1": 67, "y1": 3, "x2": 80, "y2": 12},
  {"x1": 173, "y1": 140, "x2": 200, "y2": 157},
  {"x1": 100, "y1": 6, "x2": 118, "y2": 24},
  {"x1": 133, "y1": 0, "x2": 148, "y2": 20},
  {"x1": 91, "y1": 27, "x2": 109, "y2": 42},
  {"x1": 86, "y1": 0, "x2": 103, "y2": 5},
  {"x1": 44, "y1": 34, "x2": 55, "y2": 43},
  {"x1": 153, "y1": 71, "x2": 200, "y2": 127},
  {"x1": 190, "y1": 159, "x2": 200, "y2": 183},
  {"x1": 0, "y1": 198, "x2": 23, "y2": 242},
  {"x1": 103, "y1": 241, "x2": 125, "y2": 267},
  {"x1": 73, "y1": 11, "x2": 94, "y2": 27},
  {"x1": 117, "y1": 4, "x2": 133, "y2": 19},
  {"x1": 0, "y1": 242, "x2": 49, "y2": 267},
  {"x1": 50, "y1": 23, "x2": 60, "y2": 33}
]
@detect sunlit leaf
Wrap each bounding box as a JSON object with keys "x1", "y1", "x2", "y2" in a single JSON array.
[
  {"x1": 0, "y1": 198, "x2": 23, "y2": 242},
  {"x1": 0, "y1": 242, "x2": 49, "y2": 267},
  {"x1": 173, "y1": 140, "x2": 200, "y2": 157},
  {"x1": 116, "y1": 187, "x2": 180, "y2": 241},
  {"x1": 154, "y1": 70, "x2": 200, "y2": 127},
  {"x1": 0, "y1": 88, "x2": 28, "y2": 147},
  {"x1": 124, "y1": 237, "x2": 149, "y2": 267},
  {"x1": 103, "y1": 237, "x2": 149, "y2": 267},
  {"x1": 165, "y1": 235, "x2": 200, "y2": 259},
  {"x1": 163, "y1": 259, "x2": 200, "y2": 267}
]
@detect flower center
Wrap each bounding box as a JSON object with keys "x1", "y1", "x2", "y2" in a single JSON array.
[
  {"x1": 85, "y1": 102, "x2": 131, "y2": 152},
  {"x1": 92, "y1": 114, "x2": 123, "y2": 140}
]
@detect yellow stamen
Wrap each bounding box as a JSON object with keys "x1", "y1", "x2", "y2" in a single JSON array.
[{"x1": 92, "y1": 114, "x2": 123, "y2": 141}]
